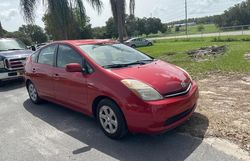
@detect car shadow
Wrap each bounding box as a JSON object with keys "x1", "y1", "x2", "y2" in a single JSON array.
[
  {"x1": 23, "y1": 99, "x2": 209, "y2": 161},
  {"x1": 0, "y1": 79, "x2": 25, "y2": 92}
]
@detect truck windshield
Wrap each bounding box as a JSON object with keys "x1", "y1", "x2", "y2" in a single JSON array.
[
  {"x1": 79, "y1": 43, "x2": 153, "y2": 68},
  {"x1": 0, "y1": 39, "x2": 27, "y2": 51}
]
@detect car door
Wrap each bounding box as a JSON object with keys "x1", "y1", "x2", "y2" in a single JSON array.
[
  {"x1": 137, "y1": 38, "x2": 144, "y2": 47},
  {"x1": 53, "y1": 44, "x2": 87, "y2": 111},
  {"x1": 33, "y1": 44, "x2": 57, "y2": 99},
  {"x1": 134, "y1": 38, "x2": 141, "y2": 47},
  {"x1": 142, "y1": 39, "x2": 148, "y2": 46}
]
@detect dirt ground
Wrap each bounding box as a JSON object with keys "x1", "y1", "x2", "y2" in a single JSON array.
[{"x1": 176, "y1": 73, "x2": 250, "y2": 153}]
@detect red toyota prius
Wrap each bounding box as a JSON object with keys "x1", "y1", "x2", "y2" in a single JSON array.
[{"x1": 25, "y1": 40, "x2": 199, "y2": 139}]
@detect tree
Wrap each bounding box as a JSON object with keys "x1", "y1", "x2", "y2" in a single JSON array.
[
  {"x1": 43, "y1": 7, "x2": 93, "y2": 40},
  {"x1": 105, "y1": 17, "x2": 118, "y2": 38},
  {"x1": 20, "y1": 0, "x2": 102, "y2": 40},
  {"x1": 214, "y1": 0, "x2": 250, "y2": 27},
  {"x1": 197, "y1": 24, "x2": 205, "y2": 32},
  {"x1": 92, "y1": 26, "x2": 107, "y2": 38},
  {"x1": 109, "y1": 0, "x2": 135, "y2": 43},
  {"x1": 144, "y1": 17, "x2": 165, "y2": 35},
  {"x1": 4, "y1": 31, "x2": 32, "y2": 46},
  {"x1": 0, "y1": 22, "x2": 7, "y2": 37},
  {"x1": 0, "y1": 22, "x2": 3, "y2": 37},
  {"x1": 19, "y1": 24, "x2": 47, "y2": 43},
  {"x1": 175, "y1": 25, "x2": 181, "y2": 32}
]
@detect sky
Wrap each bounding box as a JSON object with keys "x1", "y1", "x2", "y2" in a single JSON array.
[{"x1": 0, "y1": 0, "x2": 245, "y2": 31}]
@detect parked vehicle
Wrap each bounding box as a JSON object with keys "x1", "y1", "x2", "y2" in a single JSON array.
[
  {"x1": 0, "y1": 38, "x2": 34, "y2": 85},
  {"x1": 125, "y1": 38, "x2": 153, "y2": 48},
  {"x1": 25, "y1": 40, "x2": 199, "y2": 139}
]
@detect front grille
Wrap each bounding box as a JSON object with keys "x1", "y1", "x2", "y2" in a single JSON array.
[
  {"x1": 164, "y1": 105, "x2": 195, "y2": 126},
  {"x1": 164, "y1": 83, "x2": 192, "y2": 98},
  {"x1": 4, "y1": 58, "x2": 26, "y2": 70}
]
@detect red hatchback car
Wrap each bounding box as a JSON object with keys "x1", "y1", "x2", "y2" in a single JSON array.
[{"x1": 25, "y1": 40, "x2": 199, "y2": 139}]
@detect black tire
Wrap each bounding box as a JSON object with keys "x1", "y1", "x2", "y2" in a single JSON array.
[
  {"x1": 96, "y1": 99, "x2": 128, "y2": 139},
  {"x1": 27, "y1": 81, "x2": 42, "y2": 104},
  {"x1": 0, "y1": 80, "x2": 3, "y2": 87},
  {"x1": 148, "y1": 42, "x2": 153, "y2": 46},
  {"x1": 131, "y1": 44, "x2": 136, "y2": 48}
]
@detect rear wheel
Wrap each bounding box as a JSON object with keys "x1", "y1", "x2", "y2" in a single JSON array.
[
  {"x1": 148, "y1": 42, "x2": 153, "y2": 46},
  {"x1": 131, "y1": 44, "x2": 136, "y2": 48},
  {"x1": 28, "y1": 81, "x2": 42, "y2": 104},
  {"x1": 97, "y1": 99, "x2": 128, "y2": 139}
]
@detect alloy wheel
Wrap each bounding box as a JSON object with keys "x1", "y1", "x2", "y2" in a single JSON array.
[
  {"x1": 99, "y1": 105, "x2": 118, "y2": 134},
  {"x1": 28, "y1": 83, "x2": 37, "y2": 102}
]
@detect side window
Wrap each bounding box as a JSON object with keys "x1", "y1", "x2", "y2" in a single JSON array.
[
  {"x1": 38, "y1": 45, "x2": 57, "y2": 65},
  {"x1": 57, "y1": 45, "x2": 83, "y2": 68},
  {"x1": 31, "y1": 51, "x2": 39, "y2": 63}
]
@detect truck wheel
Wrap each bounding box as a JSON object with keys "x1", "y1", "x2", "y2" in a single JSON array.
[{"x1": 0, "y1": 80, "x2": 3, "y2": 87}]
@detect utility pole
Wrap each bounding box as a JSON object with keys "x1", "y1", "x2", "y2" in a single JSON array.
[{"x1": 185, "y1": 0, "x2": 188, "y2": 36}]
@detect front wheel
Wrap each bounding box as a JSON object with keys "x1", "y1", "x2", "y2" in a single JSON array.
[
  {"x1": 28, "y1": 81, "x2": 42, "y2": 104},
  {"x1": 97, "y1": 99, "x2": 128, "y2": 139}
]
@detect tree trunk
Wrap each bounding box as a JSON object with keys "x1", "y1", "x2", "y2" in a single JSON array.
[{"x1": 117, "y1": 0, "x2": 124, "y2": 43}]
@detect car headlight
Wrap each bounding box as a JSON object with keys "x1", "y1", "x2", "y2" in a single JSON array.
[
  {"x1": 176, "y1": 66, "x2": 192, "y2": 81},
  {"x1": 0, "y1": 61, "x2": 4, "y2": 68},
  {"x1": 121, "y1": 79, "x2": 163, "y2": 101}
]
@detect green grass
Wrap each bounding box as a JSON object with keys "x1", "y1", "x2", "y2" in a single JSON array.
[
  {"x1": 171, "y1": 24, "x2": 219, "y2": 36},
  {"x1": 144, "y1": 24, "x2": 220, "y2": 38},
  {"x1": 138, "y1": 35, "x2": 250, "y2": 78}
]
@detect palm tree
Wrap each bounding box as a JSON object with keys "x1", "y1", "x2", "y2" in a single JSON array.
[
  {"x1": 110, "y1": 0, "x2": 135, "y2": 43},
  {"x1": 20, "y1": 0, "x2": 102, "y2": 39}
]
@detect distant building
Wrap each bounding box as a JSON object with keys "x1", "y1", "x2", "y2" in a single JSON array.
[{"x1": 173, "y1": 22, "x2": 196, "y2": 27}]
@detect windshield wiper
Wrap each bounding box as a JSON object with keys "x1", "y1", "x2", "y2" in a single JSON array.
[
  {"x1": 7, "y1": 49, "x2": 23, "y2": 51},
  {"x1": 102, "y1": 59, "x2": 154, "y2": 69},
  {"x1": 102, "y1": 64, "x2": 129, "y2": 69},
  {"x1": 125, "y1": 59, "x2": 154, "y2": 66}
]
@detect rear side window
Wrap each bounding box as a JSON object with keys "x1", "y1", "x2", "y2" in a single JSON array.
[
  {"x1": 38, "y1": 45, "x2": 57, "y2": 65},
  {"x1": 57, "y1": 45, "x2": 83, "y2": 68}
]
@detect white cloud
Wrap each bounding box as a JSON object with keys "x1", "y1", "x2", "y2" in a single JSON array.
[
  {"x1": 0, "y1": 0, "x2": 246, "y2": 31},
  {"x1": 0, "y1": 9, "x2": 18, "y2": 21}
]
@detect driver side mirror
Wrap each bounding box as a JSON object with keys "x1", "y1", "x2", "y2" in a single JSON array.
[{"x1": 66, "y1": 63, "x2": 84, "y2": 73}]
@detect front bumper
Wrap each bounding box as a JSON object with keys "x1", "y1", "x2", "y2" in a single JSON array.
[
  {"x1": 0, "y1": 70, "x2": 25, "y2": 81},
  {"x1": 124, "y1": 81, "x2": 199, "y2": 134}
]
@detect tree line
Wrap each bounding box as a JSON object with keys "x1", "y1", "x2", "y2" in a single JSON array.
[
  {"x1": 214, "y1": 0, "x2": 250, "y2": 27},
  {"x1": 0, "y1": 22, "x2": 47, "y2": 46},
  {"x1": 169, "y1": 0, "x2": 250, "y2": 28},
  {"x1": 92, "y1": 15, "x2": 167, "y2": 39}
]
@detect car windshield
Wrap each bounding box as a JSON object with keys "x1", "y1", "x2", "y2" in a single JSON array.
[
  {"x1": 0, "y1": 39, "x2": 27, "y2": 51},
  {"x1": 79, "y1": 43, "x2": 153, "y2": 68}
]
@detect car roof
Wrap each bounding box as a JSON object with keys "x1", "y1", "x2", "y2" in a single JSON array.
[
  {"x1": 0, "y1": 38, "x2": 16, "y2": 40},
  {"x1": 54, "y1": 39, "x2": 117, "y2": 46}
]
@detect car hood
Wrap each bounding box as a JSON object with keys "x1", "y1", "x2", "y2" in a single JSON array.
[
  {"x1": 0, "y1": 50, "x2": 33, "y2": 59},
  {"x1": 109, "y1": 60, "x2": 191, "y2": 95}
]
